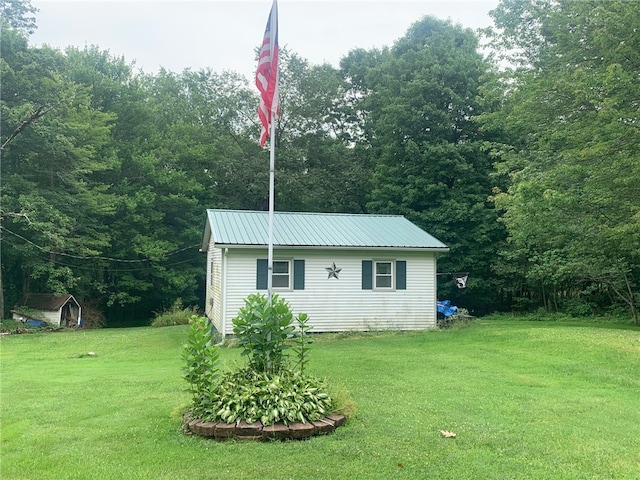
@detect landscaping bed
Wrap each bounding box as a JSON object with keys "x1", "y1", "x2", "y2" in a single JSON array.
[{"x1": 183, "y1": 412, "x2": 347, "y2": 441}]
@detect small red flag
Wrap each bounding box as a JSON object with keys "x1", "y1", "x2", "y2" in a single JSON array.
[{"x1": 256, "y1": 0, "x2": 279, "y2": 147}]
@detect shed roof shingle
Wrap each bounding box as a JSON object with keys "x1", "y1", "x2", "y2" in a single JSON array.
[{"x1": 15, "y1": 293, "x2": 79, "y2": 311}]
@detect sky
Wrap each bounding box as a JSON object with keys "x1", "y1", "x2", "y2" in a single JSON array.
[{"x1": 30, "y1": 0, "x2": 500, "y2": 79}]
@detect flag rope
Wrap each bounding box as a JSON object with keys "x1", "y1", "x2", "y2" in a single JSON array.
[{"x1": 267, "y1": 110, "x2": 276, "y2": 302}]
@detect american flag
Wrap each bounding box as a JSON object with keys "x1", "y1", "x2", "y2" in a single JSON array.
[{"x1": 256, "y1": 0, "x2": 279, "y2": 147}]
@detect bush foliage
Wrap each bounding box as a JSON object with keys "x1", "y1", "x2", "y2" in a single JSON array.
[
  {"x1": 194, "y1": 367, "x2": 333, "y2": 425},
  {"x1": 152, "y1": 300, "x2": 197, "y2": 327},
  {"x1": 182, "y1": 294, "x2": 341, "y2": 427},
  {"x1": 181, "y1": 314, "x2": 219, "y2": 403}
]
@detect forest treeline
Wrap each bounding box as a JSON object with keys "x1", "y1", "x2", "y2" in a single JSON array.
[{"x1": 1, "y1": 0, "x2": 638, "y2": 325}]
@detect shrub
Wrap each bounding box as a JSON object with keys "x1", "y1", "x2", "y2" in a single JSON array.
[
  {"x1": 438, "y1": 308, "x2": 473, "y2": 329},
  {"x1": 184, "y1": 294, "x2": 347, "y2": 429},
  {"x1": 232, "y1": 293, "x2": 297, "y2": 373},
  {"x1": 78, "y1": 299, "x2": 106, "y2": 329},
  {"x1": 152, "y1": 300, "x2": 197, "y2": 327},
  {"x1": 561, "y1": 298, "x2": 595, "y2": 317},
  {"x1": 329, "y1": 385, "x2": 358, "y2": 419},
  {"x1": 0, "y1": 318, "x2": 56, "y2": 334},
  {"x1": 195, "y1": 366, "x2": 333, "y2": 426},
  {"x1": 1, "y1": 318, "x2": 26, "y2": 333},
  {"x1": 181, "y1": 315, "x2": 219, "y2": 404}
]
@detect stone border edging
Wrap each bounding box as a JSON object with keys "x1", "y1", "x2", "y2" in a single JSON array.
[{"x1": 183, "y1": 413, "x2": 347, "y2": 441}]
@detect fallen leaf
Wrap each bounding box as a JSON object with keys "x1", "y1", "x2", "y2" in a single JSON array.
[{"x1": 439, "y1": 430, "x2": 456, "y2": 438}]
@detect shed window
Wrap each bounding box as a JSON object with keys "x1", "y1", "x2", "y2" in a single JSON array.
[
  {"x1": 362, "y1": 259, "x2": 406, "y2": 291},
  {"x1": 272, "y1": 260, "x2": 291, "y2": 289},
  {"x1": 375, "y1": 261, "x2": 393, "y2": 289},
  {"x1": 257, "y1": 259, "x2": 305, "y2": 290}
]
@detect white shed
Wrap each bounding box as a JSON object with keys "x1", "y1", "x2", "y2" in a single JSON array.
[
  {"x1": 12, "y1": 293, "x2": 81, "y2": 327},
  {"x1": 201, "y1": 209, "x2": 449, "y2": 337}
]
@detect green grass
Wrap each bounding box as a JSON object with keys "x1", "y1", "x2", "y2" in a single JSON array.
[{"x1": 1, "y1": 318, "x2": 639, "y2": 479}]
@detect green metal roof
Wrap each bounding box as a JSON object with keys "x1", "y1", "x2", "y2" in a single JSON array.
[{"x1": 202, "y1": 209, "x2": 448, "y2": 251}]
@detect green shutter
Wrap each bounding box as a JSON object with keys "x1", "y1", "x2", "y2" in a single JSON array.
[
  {"x1": 362, "y1": 260, "x2": 373, "y2": 290},
  {"x1": 293, "y1": 259, "x2": 305, "y2": 290},
  {"x1": 256, "y1": 259, "x2": 268, "y2": 290},
  {"x1": 396, "y1": 260, "x2": 406, "y2": 290}
]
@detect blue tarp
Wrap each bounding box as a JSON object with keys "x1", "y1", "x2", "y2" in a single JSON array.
[
  {"x1": 437, "y1": 300, "x2": 458, "y2": 318},
  {"x1": 25, "y1": 319, "x2": 48, "y2": 327}
]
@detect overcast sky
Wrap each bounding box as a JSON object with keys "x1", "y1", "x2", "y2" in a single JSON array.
[{"x1": 30, "y1": 0, "x2": 500, "y2": 79}]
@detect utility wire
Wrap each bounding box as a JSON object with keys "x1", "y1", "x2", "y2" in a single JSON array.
[
  {"x1": 26, "y1": 251, "x2": 203, "y2": 272},
  {"x1": 0, "y1": 226, "x2": 200, "y2": 264}
]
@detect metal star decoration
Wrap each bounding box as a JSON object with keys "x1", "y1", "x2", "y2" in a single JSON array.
[{"x1": 325, "y1": 262, "x2": 342, "y2": 279}]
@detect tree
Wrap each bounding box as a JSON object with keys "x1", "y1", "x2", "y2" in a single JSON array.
[
  {"x1": 1, "y1": 29, "x2": 118, "y2": 316},
  {"x1": 0, "y1": 0, "x2": 37, "y2": 35},
  {"x1": 486, "y1": 0, "x2": 640, "y2": 322},
  {"x1": 267, "y1": 49, "x2": 372, "y2": 213},
  {"x1": 341, "y1": 16, "x2": 506, "y2": 313}
]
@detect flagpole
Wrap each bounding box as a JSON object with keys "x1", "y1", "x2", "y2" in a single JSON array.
[
  {"x1": 267, "y1": 111, "x2": 276, "y2": 303},
  {"x1": 256, "y1": 0, "x2": 278, "y2": 305}
]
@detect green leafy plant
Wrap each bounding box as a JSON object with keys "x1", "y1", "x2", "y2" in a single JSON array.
[
  {"x1": 293, "y1": 312, "x2": 312, "y2": 373},
  {"x1": 231, "y1": 293, "x2": 296, "y2": 374},
  {"x1": 199, "y1": 367, "x2": 333, "y2": 426},
  {"x1": 438, "y1": 308, "x2": 473, "y2": 329},
  {"x1": 181, "y1": 315, "x2": 219, "y2": 404},
  {"x1": 329, "y1": 385, "x2": 358, "y2": 419},
  {"x1": 152, "y1": 299, "x2": 197, "y2": 327},
  {"x1": 0, "y1": 318, "x2": 54, "y2": 334},
  {"x1": 186, "y1": 294, "x2": 340, "y2": 428}
]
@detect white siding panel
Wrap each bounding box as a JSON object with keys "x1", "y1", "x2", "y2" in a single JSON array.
[
  {"x1": 12, "y1": 310, "x2": 62, "y2": 326},
  {"x1": 42, "y1": 310, "x2": 62, "y2": 326},
  {"x1": 223, "y1": 249, "x2": 263, "y2": 335},
  {"x1": 205, "y1": 243, "x2": 224, "y2": 333},
  {"x1": 219, "y1": 248, "x2": 438, "y2": 336}
]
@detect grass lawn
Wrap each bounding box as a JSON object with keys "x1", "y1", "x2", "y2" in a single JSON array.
[{"x1": 1, "y1": 318, "x2": 639, "y2": 479}]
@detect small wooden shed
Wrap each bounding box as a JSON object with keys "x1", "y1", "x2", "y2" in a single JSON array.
[
  {"x1": 201, "y1": 209, "x2": 449, "y2": 337},
  {"x1": 12, "y1": 293, "x2": 82, "y2": 327}
]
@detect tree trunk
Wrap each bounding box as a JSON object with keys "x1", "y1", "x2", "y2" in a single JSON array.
[
  {"x1": 623, "y1": 273, "x2": 638, "y2": 326},
  {"x1": 0, "y1": 261, "x2": 4, "y2": 319}
]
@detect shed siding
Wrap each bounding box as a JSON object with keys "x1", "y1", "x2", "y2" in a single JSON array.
[
  {"x1": 205, "y1": 242, "x2": 224, "y2": 333},
  {"x1": 214, "y1": 248, "x2": 437, "y2": 336},
  {"x1": 42, "y1": 311, "x2": 62, "y2": 325},
  {"x1": 13, "y1": 310, "x2": 62, "y2": 325}
]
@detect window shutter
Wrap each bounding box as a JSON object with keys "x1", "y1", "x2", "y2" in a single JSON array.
[
  {"x1": 362, "y1": 260, "x2": 373, "y2": 290},
  {"x1": 293, "y1": 259, "x2": 305, "y2": 290},
  {"x1": 396, "y1": 260, "x2": 407, "y2": 290},
  {"x1": 256, "y1": 259, "x2": 268, "y2": 290}
]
